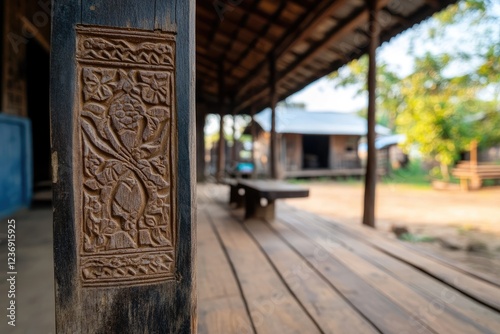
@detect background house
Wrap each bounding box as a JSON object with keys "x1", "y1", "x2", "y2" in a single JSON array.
[
  {"x1": 252, "y1": 107, "x2": 390, "y2": 178},
  {"x1": 359, "y1": 134, "x2": 409, "y2": 175}
]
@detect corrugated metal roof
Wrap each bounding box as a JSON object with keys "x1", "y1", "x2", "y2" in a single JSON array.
[{"x1": 254, "y1": 108, "x2": 391, "y2": 136}]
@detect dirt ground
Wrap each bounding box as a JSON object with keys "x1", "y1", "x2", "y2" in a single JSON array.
[{"x1": 285, "y1": 181, "x2": 500, "y2": 275}]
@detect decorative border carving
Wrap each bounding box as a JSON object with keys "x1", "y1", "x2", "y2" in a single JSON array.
[{"x1": 76, "y1": 26, "x2": 176, "y2": 287}]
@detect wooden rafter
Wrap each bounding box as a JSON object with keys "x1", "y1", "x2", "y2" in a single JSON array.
[
  {"x1": 235, "y1": 0, "x2": 391, "y2": 113},
  {"x1": 234, "y1": 0, "x2": 349, "y2": 102},
  {"x1": 224, "y1": 1, "x2": 289, "y2": 80},
  {"x1": 195, "y1": 0, "x2": 458, "y2": 116}
]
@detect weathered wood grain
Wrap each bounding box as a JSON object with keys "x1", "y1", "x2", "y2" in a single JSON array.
[
  {"x1": 197, "y1": 209, "x2": 253, "y2": 334},
  {"x1": 269, "y1": 216, "x2": 433, "y2": 333},
  {"x1": 282, "y1": 206, "x2": 500, "y2": 333},
  {"x1": 194, "y1": 183, "x2": 500, "y2": 334},
  {"x1": 208, "y1": 205, "x2": 321, "y2": 334},
  {"x1": 51, "y1": 0, "x2": 195, "y2": 332},
  {"x1": 81, "y1": 0, "x2": 156, "y2": 30},
  {"x1": 277, "y1": 211, "x2": 495, "y2": 334},
  {"x1": 245, "y1": 218, "x2": 378, "y2": 334},
  {"x1": 300, "y1": 208, "x2": 500, "y2": 312}
]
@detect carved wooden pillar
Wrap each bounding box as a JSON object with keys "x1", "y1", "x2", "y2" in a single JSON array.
[
  {"x1": 362, "y1": 0, "x2": 379, "y2": 228},
  {"x1": 50, "y1": 1, "x2": 196, "y2": 332}
]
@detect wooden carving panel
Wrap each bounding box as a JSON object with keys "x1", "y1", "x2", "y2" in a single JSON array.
[{"x1": 75, "y1": 26, "x2": 176, "y2": 287}]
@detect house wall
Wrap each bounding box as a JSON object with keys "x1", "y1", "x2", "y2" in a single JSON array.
[
  {"x1": 254, "y1": 131, "x2": 270, "y2": 176},
  {"x1": 283, "y1": 133, "x2": 302, "y2": 171},
  {"x1": 329, "y1": 135, "x2": 361, "y2": 169},
  {"x1": 1, "y1": 1, "x2": 52, "y2": 190},
  {"x1": 1, "y1": 0, "x2": 51, "y2": 116},
  {"x1": 253, "y1": 132, "x2": 365, "y2": 176}
]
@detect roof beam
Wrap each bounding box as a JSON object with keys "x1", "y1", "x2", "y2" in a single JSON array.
[
  {"x1": 197, "y1": 6, "x2": 276, "y2": 48},
  {"x1": 224, "y1": 1, "x2": 289, "y2": 79},
  {"x1": 234, "y1": 0, "x2": 349, "y2": 100},
  {"x1": 232, "y1": 2, "x2": 288, "y2": 30}
]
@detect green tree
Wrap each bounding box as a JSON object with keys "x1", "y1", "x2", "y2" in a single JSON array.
[
  {"x1": 396, "y1": 53, "x2": 495, "y2": 180},
  {"x1": 328, "y1": 0, "x2": 500, "y2": 179},
  {"x1": 329, "y1": 56, "x2": 404, "y2": 130}
]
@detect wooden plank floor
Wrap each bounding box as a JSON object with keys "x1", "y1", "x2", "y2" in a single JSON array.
[{"x1": 197, "y1": 183, "x2": 500, "y2": 334}]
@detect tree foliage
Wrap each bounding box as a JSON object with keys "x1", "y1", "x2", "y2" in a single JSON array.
[{"x1": 328, "y1": 0, "x2": 500, "y2": 178}]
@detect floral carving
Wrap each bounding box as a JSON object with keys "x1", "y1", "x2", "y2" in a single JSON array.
[
  {"x1": 81, "y1": 252, "x2": 174, "y2": 286},
  {"x1": 83, "y1": 68, "x2": 117, "y2": 101},
  {"x1": 76, "y1": 27, "x2": 176, "y2": 287}
]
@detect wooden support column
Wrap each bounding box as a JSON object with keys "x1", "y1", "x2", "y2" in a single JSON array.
[
  {"x1": 217, "y1": 114, "x2": 225, "y2": 181},
  {"x1": 232, "y1": 112, "x2": 238, "y2": 167},
  {"x1": 362, "y1": 0, "x2": 379, "y2": 228},
  {"x1": 50, "y1": 1, "x2": 196, "y2": 332},
  {"x1": 217, "y1": 63, "x2": 225, "y2": 181},
  {"x1": 250, "y1": 105, "x2": 257, "y2": 179},
  {"x1": 269, "y1": 54, "x2": 278, "y2": 179},
  {"x1": 196, "y1": 108, "x2": 206, "y2": 182}
]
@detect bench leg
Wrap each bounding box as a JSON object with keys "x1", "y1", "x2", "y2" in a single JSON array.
[
  {"x1": 470, "y1": 177, "x2": 482, "y2": 190},
  {"x1": 245, "y1": 194, "x2": 275, "y2": 221},
  {"x1": 229, "y1": 185, "x2": 244, "y2": 208},
  {"x1": 460, "y1": 178, "x2": 469, "y2": 191}
]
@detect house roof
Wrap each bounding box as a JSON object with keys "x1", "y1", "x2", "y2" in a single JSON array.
[
  {"x1": 254, "y1": 107, "x2": 391, "y2": 136},
  {"x1": 375, "y1": 134, "x2": 407, "y2": 149}
]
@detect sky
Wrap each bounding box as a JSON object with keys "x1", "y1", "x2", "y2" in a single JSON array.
[{"x1": 287, "y1": 33, "x2": 414, "y2": 113}]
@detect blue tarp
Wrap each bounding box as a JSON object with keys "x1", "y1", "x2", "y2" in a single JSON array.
[{"x1": 0, "y1": 114, "x2": 32, "y2": 217}]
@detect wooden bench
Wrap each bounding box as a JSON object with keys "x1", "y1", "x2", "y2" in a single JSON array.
[
  {"x1": 452, "y1": 161, "x2": 500, "y2": 190},
  {"x1": 237, "y1": 180, "x2": 309, "y2": 220}
]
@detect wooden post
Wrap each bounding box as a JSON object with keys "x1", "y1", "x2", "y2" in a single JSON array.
[
  {"x1": 251, "y1": 105, "x2": 257, "y2": 179},
  {"x1": 217, "y1": 63, "x2": 225, "y2": 181},
  {"x1": 269, "y1": 54, "x2": 278, "y2": 179},
  {"x1": 232, "y1": 112, "x2": 238, "y2": 168},
  {"x1": 196, "y1": 108, "x2": 206, "y2": 182},
  {"x1": 50, "y1": 1, "x2": 196, "y2": 332},
  {"x1": 362, "y1": 0, "x2": 379, "y2": 228}
]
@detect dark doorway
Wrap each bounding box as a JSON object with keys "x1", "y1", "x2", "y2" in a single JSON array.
[
  {"x1": 26, "y1": 39, "x2": 51, "y2": 188},
  {"x1": 302, "y1": 135, "x2": 329, "y2": 169}
]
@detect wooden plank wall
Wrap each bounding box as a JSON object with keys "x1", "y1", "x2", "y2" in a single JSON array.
[
  {"x1": 2, "y1": 1, "x2": 27, "y2": 116},
  {"x1": 330, "y1": 135, "x2": 361, "y2": 169},
  {"x1": 1, "y1": 0, "x2": 51, "y2": 116},
  {"x1": 284, "y1": 133, "x2": 302, "y2": 172}
]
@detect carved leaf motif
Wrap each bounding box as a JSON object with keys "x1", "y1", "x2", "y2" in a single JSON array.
[
  {"x1": 84, "y1": 179, "x2": 100, "y2": 191},
  {"x1": 143, "y1": 106, "x2": 170, "y2": 141},
  {"x1": 137, "y1": 159, "x2": 169, "y2": 189},
  {"x1": 83, "y1": 102, "x2": 106, "y2": 116}
]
